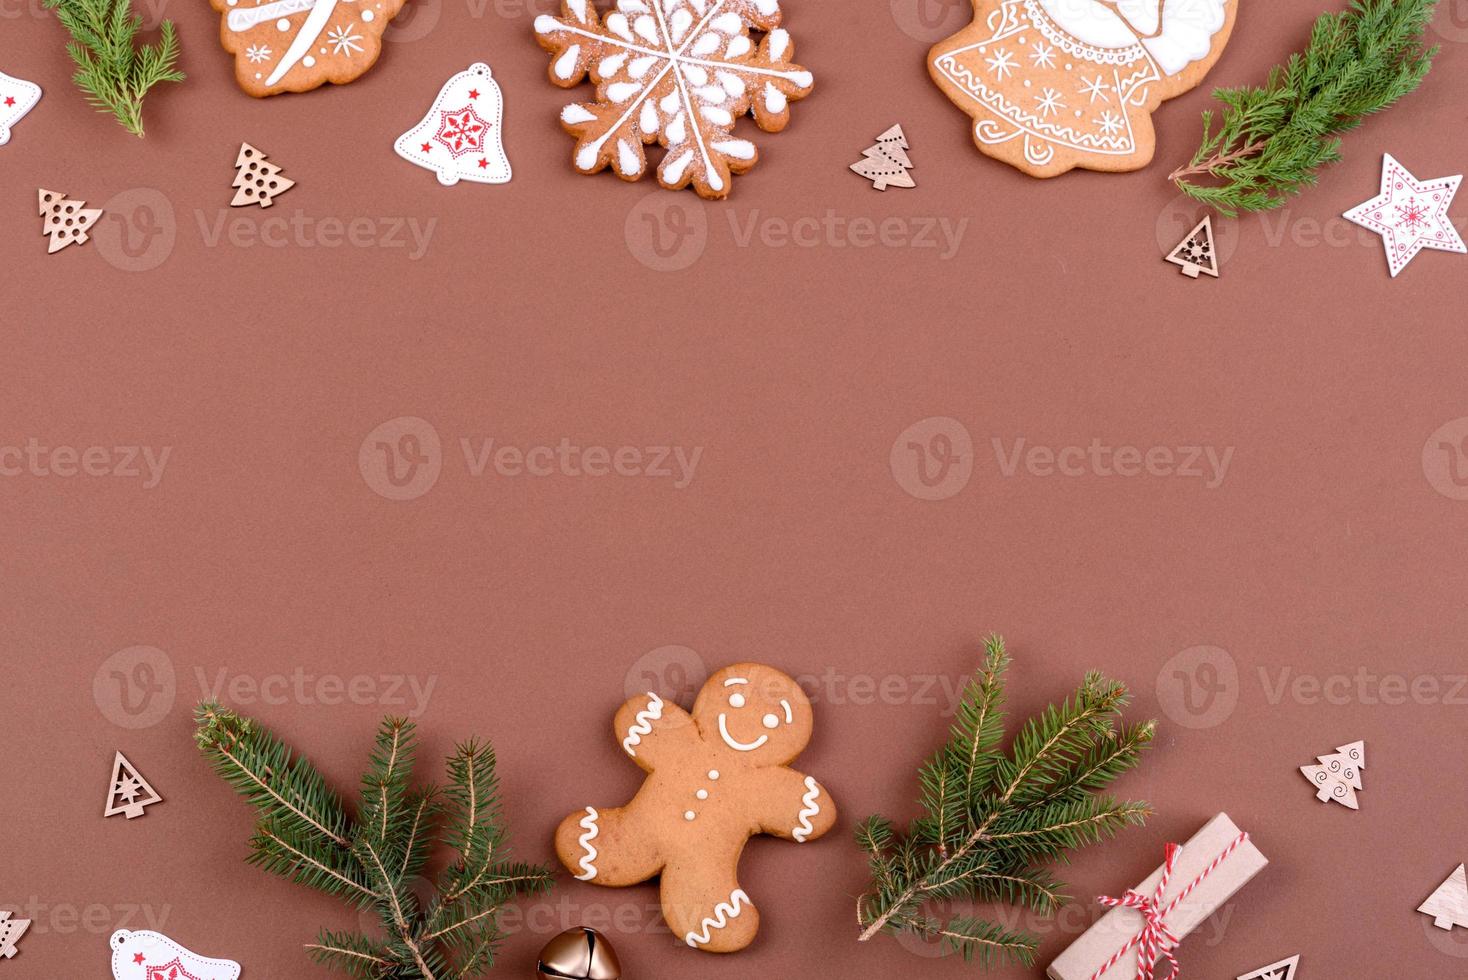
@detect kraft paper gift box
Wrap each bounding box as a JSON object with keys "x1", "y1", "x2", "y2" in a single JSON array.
[{"x1": 1047, "y1": 812, "x2": 1268, "y2": 980}]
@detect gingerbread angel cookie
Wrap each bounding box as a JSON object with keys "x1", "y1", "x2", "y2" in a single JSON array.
[
  {"x1": 555, "y1": 663, "x2": 836, "y2": 953},
  {"x1": 210, "y1": 0, "x2": 408, "y2": 97},
  {"x1": 929, "y1": 0, "x2": 1238, "y2": 177}
]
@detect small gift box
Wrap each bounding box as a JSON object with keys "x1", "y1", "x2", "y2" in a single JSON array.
[{"x1": 1047, "y1": 812, "x2": 1268, "y2": 980}]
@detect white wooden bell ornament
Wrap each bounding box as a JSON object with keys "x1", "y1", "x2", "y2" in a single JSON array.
[{"x1": 394, "y1": 62, "x2": 511, "y2": 186}]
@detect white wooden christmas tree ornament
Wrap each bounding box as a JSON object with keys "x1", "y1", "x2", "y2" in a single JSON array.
[
  {"x1": 1238, "y1": 953, "x2": 1300, "y2": 980},
  {"x1": 104, "y1": 751, "x2": 162, "y2": 819},
  {"x1": 0, "y1": 71, "x2": 42, "y2": 147},
  {"x1": 38, "y1": 189, "x2": 102, "y2": 254},
  {"x1": 395, "y1": 62, "x2": 510, "y2": 186},
  {"x1": 1419, "y1": 865, "x2": 1468, "y2": 931},
  {"x1": 1299, "y1": 740, "x2": 1364, "y2": 809},
  {"x1": 850, "y1": 125, "x2": 915, "y2": 190},
  {"x1": 110, "y1": 930, "x2": 239, "y2": 980},
  {"x1": 230, "y1": 143, "x2": 295, "y2": 208},
  {"x1": 1165, "y1": 216, "x2": 1220, "y2": 278},
  {"x1": 0, "y1": 911, "x2": 30, "y2": 959}
]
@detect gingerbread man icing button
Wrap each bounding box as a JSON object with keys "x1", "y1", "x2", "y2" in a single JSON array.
[{"x1": 555, "y1": 663, "x2": 837, "y2": 953}]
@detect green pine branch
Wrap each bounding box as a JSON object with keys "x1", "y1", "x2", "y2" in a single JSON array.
[
  {"x1": 1172, "y1": 0, "x2": 1438, "y2": 215},
  {"x1": 855, "y1": 636, "x2": 1154, "y2": 969},
  {"x1": 42, "y1": 0, "x2": 184, "y2": 137},
  {"x1": 195, "y1": 703, "x2": 554, "y2": 980}
]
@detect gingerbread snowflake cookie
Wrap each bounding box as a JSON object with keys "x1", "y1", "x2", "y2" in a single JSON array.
[
  {"x1": 533, "y1": 0, "x2": 815, "y2": 199},
  {"x1": 211, "y1": 0, "x2": 407, "y2": 97},
  {"x1": 555, "y1": 663, "x2": 836, "y2": 952},
  {"x1": 930, "y1": 0, "x2": 1238, "y2": 177}
]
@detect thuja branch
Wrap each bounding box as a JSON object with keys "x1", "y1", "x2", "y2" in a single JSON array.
[
  {"x1": 854, "y1": 636, "x2": 1154, "y2": 968},
  {"x1": 43, "y1": 0, "x2": 184, "y2": 137},
  {"x1": 195, "y1": 703, "x2": 553, "y2": 979},
  {"x1": 1171, "y1": 0, "x2": 1438, "y2": 215}
]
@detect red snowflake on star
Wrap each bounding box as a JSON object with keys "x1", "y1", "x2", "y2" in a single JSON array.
[
  {"x1": 433, "y1": 105, "x2": 490, "y2": 159},
  {"x1": 146, "y1": 957, "x2": 203, "y2": 980}
]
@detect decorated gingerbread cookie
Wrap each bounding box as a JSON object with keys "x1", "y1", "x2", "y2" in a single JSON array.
[
  {"x1": 533, "y1": 0, "x2": 815, "y2": 200},
  {"x1": 555, "y1": 663, "x2": 836, "y2": 953},
  {"x1": 210, "y1": 0, "x2": 407, "y2": 97},
  {"x1": 929, "y1": 0, "x2": 1238, "y2": 177}
]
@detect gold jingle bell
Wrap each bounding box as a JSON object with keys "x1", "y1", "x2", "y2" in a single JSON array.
[{"x1": 536, "y1": 927, "x2": 621, "y2": 980}]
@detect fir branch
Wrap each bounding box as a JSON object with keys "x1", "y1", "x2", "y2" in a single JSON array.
[
  {"x1": 42, "y1": 0, "x2": 183, "y2": 137},
  {"x1": 194, "y1": 702, "x2": 552, "y2": 979},
  {"x1": 855, "y1": 638, "x2": 1154, "y2": 968},
  {"x1": 1172, "y1": 0, "x2": 1438, "y2": 215}
]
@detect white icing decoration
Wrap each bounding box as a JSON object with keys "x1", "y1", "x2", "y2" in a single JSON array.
[
  {"x1": 696, "y1": 789, "x2": 709, "y2": 799},
  {"x1": 792, "y1": 776, "x2": 820, "y2": 842},
  {"x1": 768, "y1": 27, "x2": 789, "y2": 61},
  {"x1": 725, "y1": 35, "x2": 751, "y2": 58},
  {"x1": 573, "y1": 807, "x2": 599, "y2": 880},
  {"x1": 608, "y1": 81, "x2": 642, "y2": 102},
  {"x1": 686, "y1": 889, "x2": 751, "y2": 947},
  {"x1": 711, "y1": 139, "x2": 754, "y2": 160},
  {"x1": 640, "y1": 99, "x2": 659, "y2": 133},
  {"x1": 621, "y1": 692, "x2": 664, "y2": 755},
  {"x1": 629, "y1": 55, "x2": 658, "y2": 78},
  {"x1": 718, "y1": 714, "x2": 768, "y2": 752},
  {"x1": 555, "y1": 45, "x2": 582, "y2": 80},
  {"x1": 617, "y1": 138, "x2": 642, "y2": 175},
  {"x1": 361, "y1": 9, "x2": 372, "y2": 19},
  {"x1": 708, "y1": 769, "x2": 719, "y2": 779},
  {"x1": 690, "y1": 33, "x2": 720, "y2": 56},
  {"x1": 764, "y1": 83, "x2": 786, "y2": 113},
  {"x1": 684, "y1": 810, "x2": 696, "y2": 820},
  {"x1": 728, "y1": 692, "x2": 746, "y2": 708},
  {"x1": 761, "y1": 713, "x2": 779, "y2": 729},
  {"x1": 780, "y1": 698, "x2": 793, "y2": 723},
  {"x1": 277, "y1": 18, "x2": 291, "y2": 29},
  {"x1": 562, "y1": 103, "x2": 597, "y2": 125},
  {"x1": 567, "y1": 0, "x2": 587, "y2": 22},
  {"x1": 265, "y1": 0, "x2": 339, "y2": 86},
  {"x1": 600, "y1": 53, "x2": 628, "y2": 75}
]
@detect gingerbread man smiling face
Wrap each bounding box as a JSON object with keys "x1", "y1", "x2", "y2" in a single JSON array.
[{"x1": 555, "y1": 663, "x2": 837, "y2": 953}]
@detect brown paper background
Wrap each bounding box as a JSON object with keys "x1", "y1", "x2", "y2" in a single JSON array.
[{"x1": 4, "y1": 0, "x2": 1468, "y2": 976}]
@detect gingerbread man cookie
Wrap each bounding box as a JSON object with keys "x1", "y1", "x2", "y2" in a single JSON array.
[
  {"x1": 210, "y1": 0, "x2": 408, "y2": 97},
  {"x1": 555, "y1": 663, "x2": 836, "y2": 953},
  {"x1": 929, "y1": 0, "x2": 1238, "y2": 177}
]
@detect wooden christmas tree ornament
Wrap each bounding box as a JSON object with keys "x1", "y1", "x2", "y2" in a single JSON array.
[
  {"x1": 537, "y1": 927, "x2": 621, "y2": 980},
  {"x1": 38, "y1": 189, "x2": 102, "y2": 254},
  {"x1": 1238, "y1": 953, "x2": 1300, "y2": 980},
  {"x1": 230, "y1": 143, "x2": 295, "y2": 208},
  {"x1": 1298, "y1": 740, "x2": 1364, "y2": 809},
  {"x1": 1165, "y1": 216, "x2": 1220, "y2": 278},
  {"x1": 1419, "y1": 865, "x2": 1468, "y2": 931},
  {"x1": 0, "y1": 911, "x2": 30, "y2": 959},
  {"x1": 104, "y1": 751, "x2": 162, "y2": 819},
  {"x1": 850, "y1": 125, "x2": 915, "y2": 190}
]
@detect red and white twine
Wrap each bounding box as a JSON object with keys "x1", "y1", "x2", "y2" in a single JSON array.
[{"x1": 1086, "y1": 831, "x2": 1250, "y2": 980}]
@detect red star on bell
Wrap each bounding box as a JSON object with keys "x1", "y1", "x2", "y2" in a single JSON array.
[
  {"x1": 468, "y1": 88, "x2": 480, "y2": 99},
  {"x1": 478, "y1": 158, "x2": 489, "y2": 169},
  {"x1": 3, "y1": 96, "x2": 14, "y2": 107},
  {"x1": 420, "y1": 142, "x2": 431, "y2": 153},
  {"x1": 133, "y1": 953, "x2": 146, "y2": 964}
]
